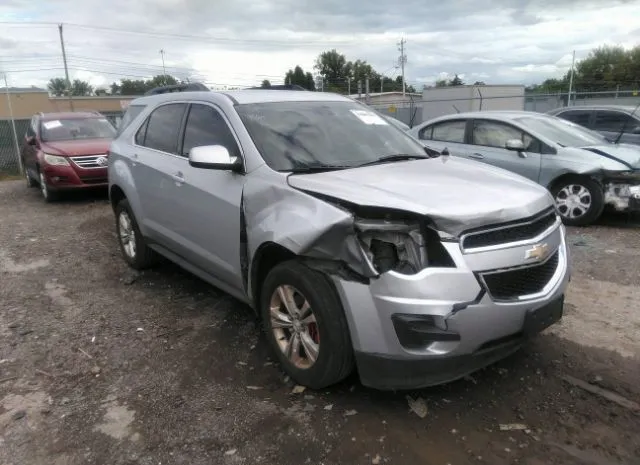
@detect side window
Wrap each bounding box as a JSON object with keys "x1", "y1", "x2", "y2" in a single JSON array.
[
  {"x1": 430, "y1": 120, "x2": 466, "y2": 143},
  {"x1": 418, "y1": 125, "x2": 433, "y2": 140},
  {"x1": 472, "y1": 120, "x2": 540, "y2": 153},
  {"x1": 139, "y1": 103, "x2": 187, "y2": 154},
  {"x1": 557, "y1": 110, "x2": 591, "y2": 127},
  {"x1": 181, "y1": 104, "x2": 240, "y2": 158},
  {"x1": 135, "y1": 119, "x2": 148, "y2": 146},
  {"x1": 26, "y1": 117, "x2": 36, "y2": 138},
  {"x1": 593, "y1": 111, "x2": 634, "y2": 132},
  {"x1": 117, "y1": 104, "x2": 146, "y2": 136}
]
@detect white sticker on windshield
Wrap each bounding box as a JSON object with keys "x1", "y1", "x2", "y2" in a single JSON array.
[
  {"x1": 350, "y1": 109, "x2": 388, "y2": 125},
  {"x1": 43, "y1": 120, "x2": 63, "y2": 130}
]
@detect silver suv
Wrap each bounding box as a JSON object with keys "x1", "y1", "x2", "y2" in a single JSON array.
[{"x1": 108, "y1": 88, "x2": 570, "y2": 390}]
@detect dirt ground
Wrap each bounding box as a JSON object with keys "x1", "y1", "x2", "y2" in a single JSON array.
[{"x1": 1, "y1": 180, "x2": 639, "y2": 465}]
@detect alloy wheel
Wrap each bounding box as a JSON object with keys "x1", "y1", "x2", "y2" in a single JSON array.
[
  {"x1": 269, "y1": 284, "x2": 320, "y2": 369},
  {"x1": 118, "y1": 211, "x2": 137, "y2": 259},
  {"x1": 39, "y1": 172, "x2": 49, "y2": 200}
]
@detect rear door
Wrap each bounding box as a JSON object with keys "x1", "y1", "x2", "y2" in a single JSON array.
[
  {"x1": 416, "y1": 119, "x2": 468, "y2": 157},
  {"x1": 467, "y1": 119, "x2": 542, "y2": 182},
  {"x1": 131, "y1": 102, "x2": 189, "y2": 248}
]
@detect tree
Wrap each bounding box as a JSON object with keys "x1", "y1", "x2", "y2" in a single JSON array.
[
  {"x1": 110, "y1": 82, "x2": 121, "y2": 95},
  {"x1": 94, "y1": 88, "x2": 108, "y2": 96},
  {"x1": 47, "y1": 78, "x2": 67, "y2": 97},
  {"x1": 315, "y1": 49, "x2": 349, "y2": 89},
  {"x1": 473, "y1": 81, "x2": 486, "y2": 86},
  {"x1": 71, "y1": 79, "x2": 93, "y2": 96},
  {"x1": 284, "y1": 66, "x2": 316, "y2": 91},
  {"x1": 529, "y1": 44, "x2": 640, "y2": 94},
  {"x1": 450, "y1": 74, "x2": 464, "y2": 86},
  {"x1": 116, "y1": 75, "x2": 180, "y2": 95},
  {"x1": 261, "y1": 79, "x2": 271, "y2": 88}
]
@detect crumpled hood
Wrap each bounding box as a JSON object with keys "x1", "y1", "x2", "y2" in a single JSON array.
[
  {"x1": 580, "y1": 144, "x2": 640, "y2": 169},
  {"x1": 287, "y1": 156, "x2": 554, "y2": 236},
  {"x1": 41, "y1": 139, "x2": 111, "y2": 157}
]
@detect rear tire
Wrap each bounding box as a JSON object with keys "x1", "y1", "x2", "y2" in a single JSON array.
[
  {"x1": 115, "y1": 199, "x2": 157, "y2": 270},
  {"x1": 260, "y1": 260, "x2": 354, "y2": 389},
  {"x1": 551, "y1": 176, "x2": 604, "y2": 226}
]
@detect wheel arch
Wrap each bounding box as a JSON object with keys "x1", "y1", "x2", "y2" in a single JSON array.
[{"x1": 249, "y1": 241, "x2": 297, "y2": 312}]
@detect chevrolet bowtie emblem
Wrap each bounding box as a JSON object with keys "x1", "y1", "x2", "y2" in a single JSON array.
[{"x1": 524, "y1": 243, "x2": 550, "y2": 261}]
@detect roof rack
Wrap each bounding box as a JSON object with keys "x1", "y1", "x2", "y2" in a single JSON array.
[
  {"x1": 144, "y1": 82, "x2": 210, "y2": 96},
  {"x1": 247, "y1": 84, "x2": 309, "y2": 91}
]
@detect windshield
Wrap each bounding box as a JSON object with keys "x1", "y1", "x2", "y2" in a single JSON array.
[
  {"x1": 40, "y1": 117, "x2": 117, "y2": 142},
  {"x1": 235, "y1": 101, "x2": 427, "y2": 171},
  {"x1": 516, "y1": 116, "x2": 607, "y2": 147}
]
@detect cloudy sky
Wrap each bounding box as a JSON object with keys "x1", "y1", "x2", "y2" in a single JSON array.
[{"x1": 1, "y1": 0, "x2": 639, "y2": 91}]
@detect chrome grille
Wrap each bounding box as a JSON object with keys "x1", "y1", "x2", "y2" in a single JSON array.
[
  {"x1": 479, "y1": 250, "x2": 559, "y2": 301},
  {"x1": 70, "y1": 154, "x2": 108, "y2": 169},
  {"x1": 461, "y1": 208, "x2": 558, "y2": 251}
]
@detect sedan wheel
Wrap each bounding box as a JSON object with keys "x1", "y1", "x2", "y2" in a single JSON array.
[
  {"x1": 38, "y1": 172, "x2": 55, "y2": 202},
  {"x1": 551, "y1": 177, "x2": 604, "y2": 226}
]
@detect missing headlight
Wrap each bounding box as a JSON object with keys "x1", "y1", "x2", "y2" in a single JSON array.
[{"x1": 355, "y1": 218, "x2": 454, "y2": 275}]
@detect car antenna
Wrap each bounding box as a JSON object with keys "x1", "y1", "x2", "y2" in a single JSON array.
[{"x1": 613, "y1": 100, "x2": 640, "y2": 144}]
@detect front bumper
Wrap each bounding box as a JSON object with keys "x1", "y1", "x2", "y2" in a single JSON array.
[
  {"x1": 41, "y1": 164, "x2": 108, "y2": 191},
  {"x1": 333, "y1": 222, "x2": 570, "y2": 390}
]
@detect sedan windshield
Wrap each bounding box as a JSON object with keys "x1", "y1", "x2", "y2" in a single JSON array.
[
  {"x1": 40, "y1": 117, "x2": 117, "y2": 142},
  {"x1": 236, "y1": 101, "x2": 427, "y2": 171},
  {"x1": 516, "y1": 116, "x2": 607, "y2": 147}
]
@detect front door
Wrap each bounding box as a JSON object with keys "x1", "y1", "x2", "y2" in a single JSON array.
[
  {"x1": 467, "y1": 119, "x2": 542, "y2": 183},
  {"x1": 168, "y1": 102, "x2": 246, "y2": 291}
]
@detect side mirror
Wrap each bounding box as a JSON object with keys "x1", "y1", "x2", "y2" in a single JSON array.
[
  {"x1": 188, "y1": 145, "x2": 241, "y2": 171},
  {"x1": 505, "y1": 139, "x2": 525, "y2": 151},
  {"x1": 26, "y1": 136, "x2": 37, "y2": 146}
]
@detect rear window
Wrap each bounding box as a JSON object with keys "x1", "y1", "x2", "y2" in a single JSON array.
[{"x1": 117, "y1": 104, "x2": 146, "y2": 136}]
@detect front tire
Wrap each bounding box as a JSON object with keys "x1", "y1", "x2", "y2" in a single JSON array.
[
  {"x1": 25, "y1": 168, "x2": 37, "y2": 188},
  {"x1": 260, "y1": 260, "x2": 354, "y2": 389},
  {"x1": 551, "y1": 176, "x2": 604, "y2": 226},
  {"x1": 114, "y1": 199, "x2": 157, "y2": 270},
  {"x1": 38, "y1": 171, "x2": 58, "y2": 202}
]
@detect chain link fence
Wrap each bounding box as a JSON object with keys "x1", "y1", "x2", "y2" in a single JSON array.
[{"x1": 0, "y1": 118, "x2": 28, "y2": 175}]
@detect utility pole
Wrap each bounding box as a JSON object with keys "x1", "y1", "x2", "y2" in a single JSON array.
[
  {"x1": 58, "y1": 24, "x2": 74, "y2": 111},
  {"x1": 398, "y1": 38, "x2": 407, "y2": 97},
  {"x1": 347, "y1": 77, "x2": 351, "y2": 95},
  {"x1": 159, "y1": 49, "x2": 167, "y2": 84},
  {"x1": 567, "y1": 50, "x2": 576, "y2": 107},
  {"x1": 365, "y1": 76, "x2": 370, "y2": 104},
  {"x1": 3, "y1": 73, "x2": 23, "y2": 174}
]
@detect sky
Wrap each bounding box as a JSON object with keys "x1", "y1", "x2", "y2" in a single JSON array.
[{"x1": 0, "y1": 0, "x2": 639, "y2": 92}]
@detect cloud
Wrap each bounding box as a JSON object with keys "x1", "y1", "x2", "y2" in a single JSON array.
[{"x1": 0, "y1": 0, "x2": 638, "y2": 91}]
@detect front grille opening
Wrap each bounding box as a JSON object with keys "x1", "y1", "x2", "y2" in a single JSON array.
[
  {"x1": 462, "y1": 209, "x2": 557, "y2": 250},
  {"x1": 481, "y1": 251, "x2": 559, "y2": 301}
]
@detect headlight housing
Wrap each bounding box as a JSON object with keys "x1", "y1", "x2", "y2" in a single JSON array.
[
  {"x1": 43, "y1": 153, "x2": 70, "y2": 166},
  {"x1": 355, "y1": 217, "x2": 455, "y2": 275}
]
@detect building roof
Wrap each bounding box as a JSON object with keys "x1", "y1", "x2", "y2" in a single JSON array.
[
  {"x1": 0, "y1": 86, "x2": 48, "y2": 93},
  {"x1": 349, "y1": 91, "x2": 422, "y2": 98}
]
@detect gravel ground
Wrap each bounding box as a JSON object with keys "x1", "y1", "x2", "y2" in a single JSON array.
[{"x1": 1, "y1": 180, "x2": 639, "y2": 465}]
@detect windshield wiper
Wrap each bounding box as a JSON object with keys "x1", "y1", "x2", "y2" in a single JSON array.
[
  {"x1": 284, "y1": 165, "x2": 353, "y2": 173},
  {"x1": 355, "y1": 154, "x2": 427, "y2": 168}
]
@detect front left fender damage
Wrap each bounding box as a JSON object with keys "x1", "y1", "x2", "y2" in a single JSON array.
[{"x1": 241, "y1": 177, "x2": 378, "y2": 292}]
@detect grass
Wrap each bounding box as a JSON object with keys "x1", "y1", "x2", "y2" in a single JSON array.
[{"x1": 0, "y1": 172, "x2": 22, "y2": 182}]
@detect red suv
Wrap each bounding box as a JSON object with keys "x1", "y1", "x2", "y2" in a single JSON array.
[{"x1": 21, "y1": 111, "x2": 116, "y2": 202}]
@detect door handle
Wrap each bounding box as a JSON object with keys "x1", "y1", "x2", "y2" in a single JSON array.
[
  {"x1": 469, "y1": 153, "x2": 485, "y2": 159},
  {"x1": 171, "y1": 172, "x2": 185, "y2": 184}
]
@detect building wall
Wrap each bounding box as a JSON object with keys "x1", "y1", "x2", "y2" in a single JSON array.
[{"x1": 0, "y1": 91, "x2": 135, "y2": 118}]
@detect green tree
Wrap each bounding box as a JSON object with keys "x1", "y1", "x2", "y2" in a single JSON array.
[
  {"x1": 47, "y1": 78, "x2": 67, "y2": 97},
  {"x1": 284, "y1": 66, "x2": 316, "y2": 90},
  {"x1": 110, "y1": 82, "x2": 121, "y2": 95},
  {"x1": 315, "y1": 49, "x2": 349, "y2": 90},
  {"x1": 71, "y1": 79, "x2": 93, "y2": 96},
  {"x1": 147, "y1": 74, "x2": 178, "y2": 88},
  {"x1": 450, "y1": 74, "x2": 464, "y2": 86},
  {"x1": 261, "y1": 79, "x2": 271, "y2": 88}
]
